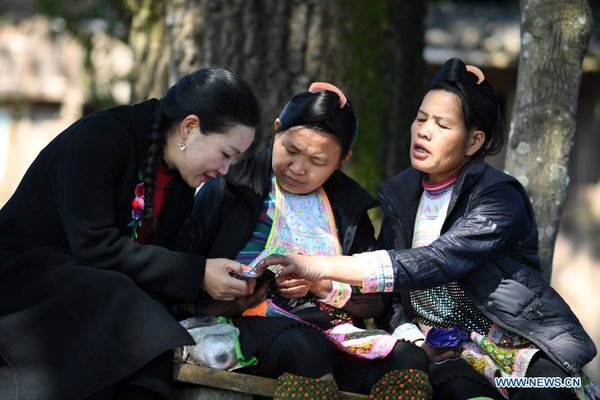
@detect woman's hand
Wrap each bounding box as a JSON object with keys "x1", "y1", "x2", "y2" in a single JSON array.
[
  {"x1": 202, "y1": 258, "x2": 254, "y2": 301},
  {"x1": 199, "y1": 282, "x2": 269, "y2": 317},
  {"x1": 259, "y1": 254, "x2": 326, "y2": 281},
  {"x1": 259, "y1": 253, "x2": 365, "y2": 286},
  {"x1": 275, "y1": 274, "x2": 312, "y2": 299},
  {"x1": 420, "y1": 341, "x2": 459, "y2": 363},
  {"x1": 308, "y1": 280, "x2": 333, "y2": 299}
]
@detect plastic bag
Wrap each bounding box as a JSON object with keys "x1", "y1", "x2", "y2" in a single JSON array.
[{"x1": 179, "y1": 317, "x2": 240, "y2": 370}]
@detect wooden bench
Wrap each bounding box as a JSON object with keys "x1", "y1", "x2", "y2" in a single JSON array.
[{"x1": 173, "y1": 362, "x2": 369, "y2": 400}]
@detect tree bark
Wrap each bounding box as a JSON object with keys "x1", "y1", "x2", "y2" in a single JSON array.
[
  {"x1": 383, "y1": 0, "x2": 427, "y2": 180},
  {"x1": 130, "y1": 0, "x2": 346, "y2": 148},
  {"x1": 125, "y1": 0, "x2": 170, "y2": 102},
  {"x1": 127, "y1": 0, "x2": 426, "y2": 194},
  {"x1": 505, "y1": 0, "x2": 592, "y2": 281}
]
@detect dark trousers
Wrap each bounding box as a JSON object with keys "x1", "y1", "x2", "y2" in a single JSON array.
[
  {"x1": 430, "y1": 352, "x2": 577, "y2": 400},
  {"x1": 261, "y1": 327, "x2": 430, "y2": 394}
]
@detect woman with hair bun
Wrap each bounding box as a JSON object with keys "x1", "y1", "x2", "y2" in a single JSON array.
[
  {"x1": 178, "y1": 82, "x2": 432, "y2": 399},
  {"x1": 261, "y1": 59, "x2": 599, "y2": 400},
  {"x1": 0, "y1": 67, "x2": 261, "y2": 399}
]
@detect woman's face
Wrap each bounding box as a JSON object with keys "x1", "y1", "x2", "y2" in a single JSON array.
[
  {"x1": 166, "y1": 115, "x2": 255, "y2": 188},
  {"x1": 410, "y1": 89, "x2": 484, "y2": 183},
  {"x1": 272, "y1": 126, "x2": 347, "y2": 194}
]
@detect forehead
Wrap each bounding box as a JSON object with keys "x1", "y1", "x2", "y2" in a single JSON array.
[
  {"x1": 420, "y1": 90, "x2": 463, "y2": 120},
  {"x1": 278, "y1": 127, "x2": 341, "y2": 153},
  {"x1": 206, "y1": 124, "x2": 254, "y2": 144}
]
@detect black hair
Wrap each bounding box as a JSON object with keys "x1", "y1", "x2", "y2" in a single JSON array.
[
  {"x1": 143, "y1": 66, "x2": 260, "y2": 223},
  {"x1": 275, "y1": 89, "x2": 358, "y2": 158},
  {"x1": 426, "y1": 58, "x2": 504, "y2": 158}
]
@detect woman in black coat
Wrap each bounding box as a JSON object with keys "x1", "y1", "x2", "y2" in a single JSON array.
[
  {"x1": 0, "y1": 67, "x2": 260, "y2": 400},
  {"x1": 261, "y1": 59, "x2": 598, "y2": 399}
]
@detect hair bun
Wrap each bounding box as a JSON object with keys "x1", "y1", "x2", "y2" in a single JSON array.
[{"x1": 308, "y1": 82, "x2": 347, "y2": 108}]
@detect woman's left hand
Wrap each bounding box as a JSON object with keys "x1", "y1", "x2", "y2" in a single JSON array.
[{"x1": 275, "y1": 274, "x2": 312, "y2": 299}]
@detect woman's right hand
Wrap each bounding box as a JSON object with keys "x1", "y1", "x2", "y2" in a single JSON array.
[
  {"x1": 259, "y1": 254, "x2": 325, "y2": 281},
  {"x1": 202, "y1": 258, "x2": 254, "y2": 301}
]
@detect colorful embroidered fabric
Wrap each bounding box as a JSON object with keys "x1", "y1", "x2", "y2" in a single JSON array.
[
  {"x1": 321, "y1": 280, "x2": 354, "y2": 308},
  {"x1": 369, "y1": 369, "x2": 433, "y2": 400},
  {"x1": 573, "y1": 372, "x2": 600, "y2": 400},
  {"x1": 325, "y1": 323, "x2": 400, "y2": 360},
  {"x1": 460, "y1": 325, "x2": 600, "y2": 400},
  {"x1": 354, "y1": 250, "x2": 395, "y2": 293},
  {"x1": 234, "y1": 177, "x2": 277, "y2": 266},
  {"x1": 273, "y1": 373, "x2": 339, "y2": 400},
  {"x1": 268, "y1": 177, "x2": 342, "y2": 255},
  {"x1": 461, "y1": 324, "x2": 539, "y2": 399}
]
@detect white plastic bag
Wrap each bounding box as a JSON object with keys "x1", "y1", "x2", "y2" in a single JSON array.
[{"x1": 179, "y1": 317, "x2": 239, "y2": 370}]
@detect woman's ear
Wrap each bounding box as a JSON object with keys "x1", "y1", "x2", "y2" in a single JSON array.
[
  {"x1": 179, "y1": 114, "x2": 201, "y2": 140},
  {"x1": 274, "y1": 118, "x2": 280, "y2": 131},
  {"x1": 340, "y1": 150, "x2": 353, "y2": 165},
  {"x1": 466, "y1": 130, "x2": 485, "y2": 156}
]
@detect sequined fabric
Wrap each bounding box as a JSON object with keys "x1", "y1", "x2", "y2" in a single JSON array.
[{"x1": 410, "y1": 282, "x2": 492, "y2": 335}]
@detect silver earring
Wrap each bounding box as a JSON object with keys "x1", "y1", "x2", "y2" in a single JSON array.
[{"x1": 178, "y1": 142, "x2": 186, "y2": 151}]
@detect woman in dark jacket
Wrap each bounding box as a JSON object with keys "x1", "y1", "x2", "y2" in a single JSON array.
[
  {"x1": 261, "y1": 59, "x2": 598, "y2": 400},
  {"x1": 0, "y1": 67, "x2": 261, "y2": 400},
  {"x1": 177, "y1": 83, "x2": 431, "y2": 397}
]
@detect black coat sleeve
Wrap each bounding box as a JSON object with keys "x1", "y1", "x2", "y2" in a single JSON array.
[
  {"x1": 389, "y1": 182, "x2": 532, "y2": 290},
  {"x1": 52, "y1": 116, "x2": 205, "y2": 303}
]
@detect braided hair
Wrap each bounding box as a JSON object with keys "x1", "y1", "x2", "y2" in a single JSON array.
[
  {"x1": 426, "y1": 58, "x2": 505, "y2": 157},
  {"x1": 276, "y1": 90, "x2": 358, "y2": 158},
  {"x1": 142, "y1": 67, "x2": 261, "y2": 225}
]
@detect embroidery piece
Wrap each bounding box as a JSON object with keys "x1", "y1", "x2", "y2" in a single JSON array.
[
  {"x1": 325, "y1": 323, "x2": 399, "y2": 360},
  {"x1": 461, "y1": 325, "x2": 539, "y2": 399}
]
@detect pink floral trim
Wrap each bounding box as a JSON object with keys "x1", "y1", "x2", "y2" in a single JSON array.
[{"x1": 320, "y1": 281, "x2": 353, "y2": 308}]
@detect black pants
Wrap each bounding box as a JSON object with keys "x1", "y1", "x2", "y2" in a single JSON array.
[
  {"x1": 260, "y1": 327, "x2": 336, "y2": 379},
  {"x1": 336, "y1": 341, "x2": 430, "y2": 394},
  {"x1": 430, "y1": 352, "x2": 577, "y2": 400},
  {"x1": 261, "y1": 327, "x2": 429, "y2": 394}
]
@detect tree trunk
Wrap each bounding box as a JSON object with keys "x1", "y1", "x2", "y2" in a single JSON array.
[
  {"x1": 125, "y1": 0, "x2": 171, "y2": 102},
  {"x1": 505, "y1": 0, "x2": 592, "y2": 281},
  {"x1": 127, "y1": 0, "x2": 426, "y2": 194},
  {"x1": 383, "y1": 0, "x2": 427, "y2": 180},
  {"x1": 129, "y1": 0, "x2": 346, "y2": 148}
]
